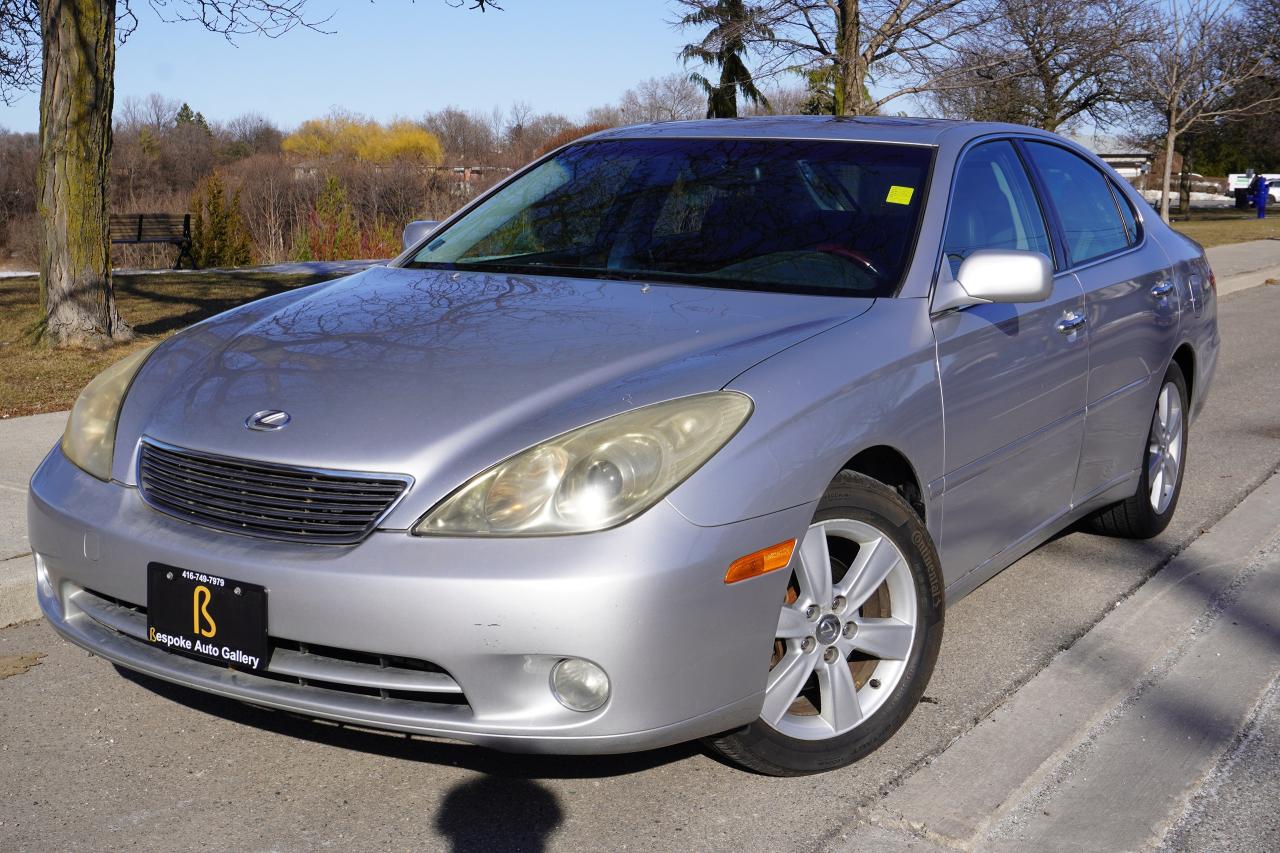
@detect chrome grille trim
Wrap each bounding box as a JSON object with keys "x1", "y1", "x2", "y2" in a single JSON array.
[{"x1": 137, "y1": 439, "x2": 411, "y2": 545}]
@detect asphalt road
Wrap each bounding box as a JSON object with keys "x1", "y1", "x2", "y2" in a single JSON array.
[{"x1": 4, "y1": 283, "x2": 1280, "y2": 853}]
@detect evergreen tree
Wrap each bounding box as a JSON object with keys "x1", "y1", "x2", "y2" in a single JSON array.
[
  {"x1": 176, "y1": 102, "x2": 212, "y2": 135},
  {"x1": 298, "y1": 176, "x2": 360, "y2": 261},
  {"x1": 190, "y1": 172, "x2": 253, "y2": 268},
  {"x1": 678, "y1": 0, "x2": 770, "y2": 118}
]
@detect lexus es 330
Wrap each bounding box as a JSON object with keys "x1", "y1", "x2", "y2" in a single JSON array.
[{"x1": 30, "y1": 117, "x2": 1218, "y2": 775}]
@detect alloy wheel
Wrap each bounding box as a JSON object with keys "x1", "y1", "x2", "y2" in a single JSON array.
[
  {"x1": 1147, "y1": 381, "x2": 1184, "y2": 515},
  {"x1": 764, "y1": 518, "x2": 917, "y2": 740}
]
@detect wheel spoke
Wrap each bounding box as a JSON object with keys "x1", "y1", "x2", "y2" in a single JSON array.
[
  {"x1": 837, "y1": 535, "x2": 902, "y2": 610},
  {"x1": 841, "y1": 617, "x2": 914, "y2": 661},
  {"x1": 817, "y1": 660, "x2": 862, "y2": 734},
  {"x1": 761, "y1": 647, "x2": 816, "y2": 726},
  {"x1": 1148, "y1": 447, "x2": 1164, "y2": 483},
  {"x1": 1165, "y1": 404, "x2": 1182, "y2": 446},
  {"x1": 1163, "y1": 455, "x2": 1178, "y2": 488},
  {"x1": 776, "y1": 605, "x2": 811, "y2": 640},
  {"x1": 1159, "y1": 386, "x2": 1171, "y2": 428},
  {"x1": 797, "y1": 524, "x2": 832, "y2": 605}
]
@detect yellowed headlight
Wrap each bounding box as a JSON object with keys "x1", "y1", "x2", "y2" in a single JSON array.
[
  {"x1": 61, "y1": 343, "x2": 159, "y2": 481},
  {"x1": 414, "y1": 392, "x2": 753, "y2": 537}
]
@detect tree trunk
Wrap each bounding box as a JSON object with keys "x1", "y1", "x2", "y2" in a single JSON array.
[
  {"x1": 1179, "y1": 145, "x2": 1193, "y2": 221},
  {"x1": 834, "y1": 0, "x2": 867, "y2": 116},
  {"x1": 1159, "y1": 121, "x2": 1176, "y2": 224},
  {"x1": 38, "y1": 0, "x2": 131, "y2": 348},
  {"x1": 714, "y1": 62, "x2": 738, "y2": 118}
]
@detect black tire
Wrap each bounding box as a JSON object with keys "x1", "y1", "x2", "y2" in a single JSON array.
[
  {"x1": 1086, "y1": 362, "x2": 1189, "y2": 539},
  {"x1": 706, "y1": 471, "x2": 945, "y2": 776}
]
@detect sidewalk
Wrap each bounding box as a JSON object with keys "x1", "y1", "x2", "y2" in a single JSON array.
[
  {"x1": 0, "y1": 412, "x2": 64, "y2": 627},
  {"x1": 852, "y1": 474, "x2": 1280, "y2": 852},
  {"x1": 1206, "y1": 239, "x2": 1280, "y2": 297},
  {"x1": 0, "y1": 258, "x2": 383, "y2": 280}
]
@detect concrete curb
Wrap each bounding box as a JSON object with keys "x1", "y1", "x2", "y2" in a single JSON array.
[
  {"x1": 0, "y1": 554, "x2": 37, "y2": 628},
  {"x1": 1217, "y1": 263, "x2": 1280, "y2": 298},
  {"x1": 855, "y1": 472, "x2": 1280, "y2": 851}
]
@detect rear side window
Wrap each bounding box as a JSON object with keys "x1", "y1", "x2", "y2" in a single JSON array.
[
  {"x1": 1023, "y1": 142, "x2": 1130, "y2": 265},
  {"x1": 1109, "y1": 181, "x2": 1141, "y2": 245},
  {"x1": 942, "y1": 140, "x2": 1051, "y2": 276}
]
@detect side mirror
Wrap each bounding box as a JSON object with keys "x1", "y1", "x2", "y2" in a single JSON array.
[
  {"x1": 402, "y1": 220, "x2": 439, "y2": 251},
  {"x1": 932, "y1": 249, "x2": 1054, "y2": 314}
]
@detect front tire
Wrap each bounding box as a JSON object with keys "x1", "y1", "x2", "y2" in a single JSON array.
[
  {"x1": 1086, "y1": 363, "x2": 1188, "y2": 539},
  {"x1": 708, "y1": 471, "x2": 944, "y2": 776}
]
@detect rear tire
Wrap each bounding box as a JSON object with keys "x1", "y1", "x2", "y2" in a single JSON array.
[
  {"x1": 1086, "y1": 363, "x2": 1188, "y2": 539},
  {"x1": 707, "y1": 471, "x2": 944, "y2": 776}
]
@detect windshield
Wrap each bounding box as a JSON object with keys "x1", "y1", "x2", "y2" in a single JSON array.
[{"x1": 405, "y1": 138, "x2": 933, "y2": 297}]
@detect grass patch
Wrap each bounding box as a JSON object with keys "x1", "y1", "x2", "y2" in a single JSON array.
[
  {"x1": 0, "y1": 270, "x2": 345, "y2": 418},
  {"x1": 1169, "y1": 210, "x2": 1280, "y2": 248}
]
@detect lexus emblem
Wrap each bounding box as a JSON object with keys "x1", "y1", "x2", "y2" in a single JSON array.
[{"x1": 246, "y1": 409, "x2": 291, "y2": 431}]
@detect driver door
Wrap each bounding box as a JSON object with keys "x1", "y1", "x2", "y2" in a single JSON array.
[{"x1": 931, "y1": 140, "x2": 1088, "y2": 582}]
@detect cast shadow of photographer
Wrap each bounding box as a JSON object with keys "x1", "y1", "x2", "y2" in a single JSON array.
[{"x1": 435, "y1": 775, "x2": 564, "y2": 853}]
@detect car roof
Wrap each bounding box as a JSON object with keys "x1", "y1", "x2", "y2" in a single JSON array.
[{"x1": 585, "y1": 115, "x2": 1058, "y2": 147}]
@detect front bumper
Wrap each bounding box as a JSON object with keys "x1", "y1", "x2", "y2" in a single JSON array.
[{"x1": 29, "y1": 446, "x2": 814, "y2": 754}]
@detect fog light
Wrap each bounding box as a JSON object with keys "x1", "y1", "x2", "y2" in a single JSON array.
[{"x1": 550, "y1": 658, "x2": 610, "y2": 712}]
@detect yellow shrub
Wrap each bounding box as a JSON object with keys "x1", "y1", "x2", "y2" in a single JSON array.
[{"x1": 283, "y1": 115, "x2": 442, "y2": 165}]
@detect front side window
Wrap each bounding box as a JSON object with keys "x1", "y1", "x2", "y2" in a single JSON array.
[
  {"x1": 941, "y1": 140, "x2": 1051, "y2": 276},
  {"x1": 1023, "y1": 142, "x2": 1130, "y2": 265},
  {"x1": 406, "y1": 138, "x2": 934, "y2": 298}
]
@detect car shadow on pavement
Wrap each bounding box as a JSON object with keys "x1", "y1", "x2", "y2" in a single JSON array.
[{"x1": 113, "y1": 665, "x2": 703, "y2": 780}]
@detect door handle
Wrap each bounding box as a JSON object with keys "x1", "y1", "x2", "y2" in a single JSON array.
[
  {"x1": 1151, "y1": 280, "x2": 1175, "y2": 298},
  {"x1": 1056, "y1": 311, "x2": 1086, "y2": 334}
]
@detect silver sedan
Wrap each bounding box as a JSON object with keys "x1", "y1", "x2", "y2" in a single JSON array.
[{"x1": 29, "y1": 117, "x2": 1218, "y2": 775}]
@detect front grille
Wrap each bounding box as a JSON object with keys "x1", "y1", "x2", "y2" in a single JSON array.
[{"x1": 138, "y1": 440, "x2": 409, "y2": 545}]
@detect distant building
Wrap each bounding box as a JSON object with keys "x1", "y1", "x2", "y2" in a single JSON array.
[
  {"x1": 1097, "y1": 152, "x2": 1154, "y2": 179},
  {"x1": 427, "y1": 165, "x2": 514, "y2": 195},
  {"x1": 292, "y1": 160, "x2": 322, "y2": 180}
]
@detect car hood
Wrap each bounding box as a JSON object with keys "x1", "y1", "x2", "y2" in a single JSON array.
[{"x1": 115, "y1": 265, "x2": 870, "y2": 525}]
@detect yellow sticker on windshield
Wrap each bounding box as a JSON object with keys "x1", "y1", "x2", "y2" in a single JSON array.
[{"x1": 886, "y1": 185, "x2": 915, "y2": 205}]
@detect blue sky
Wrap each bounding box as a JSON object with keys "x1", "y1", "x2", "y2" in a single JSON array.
[{"x1": 0, "y1": 1, "x2": 692, "y2": 132}]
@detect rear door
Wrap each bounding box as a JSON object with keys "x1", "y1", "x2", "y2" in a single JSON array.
[
  {"x1": 932, "y1": 140, "x2": 1088, "y2": 580},
  {"x1": 1020, "y1": 141, "x2": 1179, "y2": 505}
]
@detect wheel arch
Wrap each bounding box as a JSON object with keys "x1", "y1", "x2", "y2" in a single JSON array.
[
  {"x1": 840, "y1": 445, "x2": 927, "y2": 523},
  {"x1": 1171, "y1": 342, "x2": 1196, "y2": 408}
]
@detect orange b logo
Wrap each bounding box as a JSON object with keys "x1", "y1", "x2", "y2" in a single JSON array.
[{"x1": 192, "y1": 585, "x2": 217, "y2": 638}]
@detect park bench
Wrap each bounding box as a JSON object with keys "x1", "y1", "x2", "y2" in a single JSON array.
[{"x1": 109, "y1": 213, "x2": 193, "y2": 269}]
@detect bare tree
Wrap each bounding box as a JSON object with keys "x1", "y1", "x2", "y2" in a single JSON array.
[
  {"x1": 0, "y1": 0, "x2": 39, "y2": 104},
  {"x1": 927, "y1": 0, "x2": 1154, "y2": 131},
  {"x1": 423, "y1": 106, "x2": 501, "y2": 164},
  {"x1": 618, "y1": 74, "x2": 706, "y2": 123},
  {"x1": 743, "y1": 83, "x2": 810, "y2": 114},
  {"x1": 742, "y1": 0, "x2": 1002, "y2": 116},
  {"x1": 1132, "y1": 0, "x2": 1280, "y2": 222},
  {"x1": 0, "y1": 0, "x2": 501, "y2": 348}
]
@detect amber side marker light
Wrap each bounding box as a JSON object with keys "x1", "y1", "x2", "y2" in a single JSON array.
[{"x1": 725, "y1": 539, "x2": 797, "y2": 584}]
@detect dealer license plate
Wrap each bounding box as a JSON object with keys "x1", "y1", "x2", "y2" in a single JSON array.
[{"x1": 146, "y1": 563, "x2": 269, "y2": 671}]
